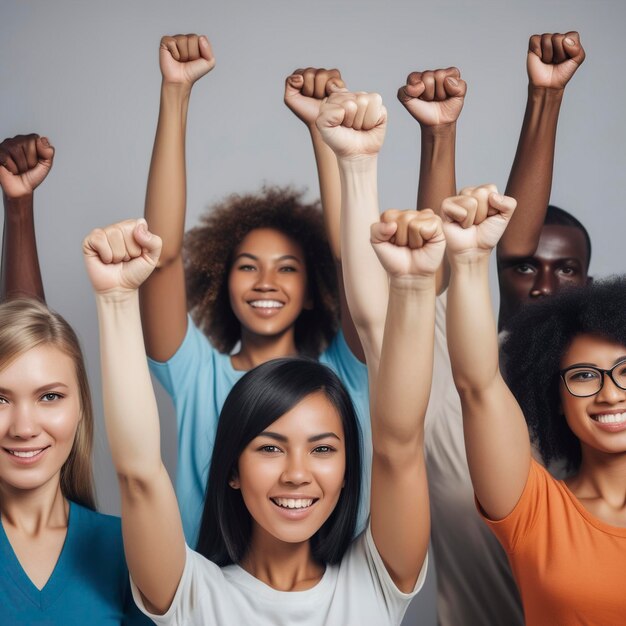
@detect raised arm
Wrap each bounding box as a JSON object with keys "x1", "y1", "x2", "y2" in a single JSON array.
[
  {"x1": 397, "y1": 67, "x2": 466, "y2": 292},
  {"x1": 84, "y1": 219, "x2": 185, "y2": 615},
  {"x1": 139, "y1": 34, "x2": 215, "y2": 361},
  {"x1": 0, "y1": 134, "x2": 54, "y2": 301},
  {"x1": 316, "y1": 92, "x2": 389, "y2": 379},
  {"x1": 444, "y1": 185, "x2": 530, "y2": 520},
  {"x1": 498, "y1": 31, "x2": 585, "y2": 260},
  {"x1": 369, "y1": 209, "x2": 444, "y2": 592},
  {"x1": 284, "y1": 67, "x2": 363, "y2": 358}
]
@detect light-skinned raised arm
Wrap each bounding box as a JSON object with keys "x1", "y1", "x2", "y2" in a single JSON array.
[
  {"x1": 84, "y1": 219, "x2": 186, "y2": 615},
  {"x1": 0, "y1": 134, "x2": 54, "y2": 301},
  {"x1": 498, "y1": 31, "x2": 585, "y2": 262},
  {"x1": 140, "y1": 34, "x2": 215, "y2": 362},
  {"x1": 316, "y1": 91, "x2": 389, "y2": 381},
  {"x1": 284, "y1": 67, "x2": 363, "y2": 359},
  {"x1": 397, "y1": 67, "x2": 467, "y2": 292},
  {"x1": 444, "y1": 184, "x2": 531, "y2": 520},
  {"x1": 369, "y1": 208, "x2": 444, "y2": 591}
]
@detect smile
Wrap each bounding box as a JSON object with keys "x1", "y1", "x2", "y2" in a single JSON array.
[
  {"x1": 591, "y1": 412, "x2": 626, "y2": 424},
  {"x1": 3, "y1": 446, "x2": 50, "y2": 462},
  {"x1": 249, "y1": 300, "x2": 284, "y2": 309},
  {"x1": 271, "y1": 497, "x2": 316, "y2": 509}
]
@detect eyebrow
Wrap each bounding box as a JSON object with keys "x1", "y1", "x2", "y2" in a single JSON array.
[
  {"x1": 258, "y1": 431, "x2": 341, "y2": 443},
  {"x1": 233, "y1": 253, "x2": 303, "y2": 264},
  {"x1": 0, "y1": 382, "x2": 70, "y2": 395},
  {"x1": 565, "y1": 356, "x2": 626, "y2": 368}
]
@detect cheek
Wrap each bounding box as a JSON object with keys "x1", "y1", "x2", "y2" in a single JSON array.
[{"x1": 46, "y1": 402, "x2": 82, "y2": 447}]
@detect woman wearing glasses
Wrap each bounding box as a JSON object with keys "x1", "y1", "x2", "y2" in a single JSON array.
[{"x1": 442, "y1": 186, "x2": 626, "y2": 625}]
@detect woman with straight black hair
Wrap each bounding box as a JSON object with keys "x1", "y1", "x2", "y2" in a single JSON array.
[
  {"x1": 197, "y1": 357, "x2": 361, "y2": 566},
  {"x1": 83, "y1": 195, "x2": 442, "y2": 623}
]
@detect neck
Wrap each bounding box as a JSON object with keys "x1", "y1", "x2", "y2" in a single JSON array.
[
  {"x1": 568, "y1": 447, "x2": 626, "y2": 507},
  {"x1": 232, "y1": 328, "x2": 299, "y2": 371},
  {"x1": 0, "y1": 477, "x2": 68, "y2": 536},
  {"x1": 240, "y1": 525, "x2": 323, "y2": 591}
]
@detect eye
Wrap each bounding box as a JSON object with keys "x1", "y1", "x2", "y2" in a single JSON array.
[
  {"x1": 40, "y1": 392, "x2": 63, "y2": 402},
  {"x1": 557, "y1": 266, "x2": 578, "y2": 277},
  {"x1": 237, "y1": 264, "x2": 257, "y2": 272},
  {"x1": 258, "y1": 445, "x2": 282, "y2": 454},
  {"x1": 568, "y1": 369, "x2": 600, "y2": 382},
  {"x1": 312, "y1": 445, "x2": 335, "y2": 455},
  {"x1": 278, "y1": 265, "x2": 298, "y2": 273},
  {"x1": 514, "y1": 263, "x2": 535, "y2": 275},
  {"x1": 0, "y1": 396, "x2": 8, "y2": 405}
]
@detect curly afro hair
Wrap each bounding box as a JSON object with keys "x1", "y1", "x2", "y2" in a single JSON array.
[
  {"x1": 184, "y1": 186, "x2": 339, "y2": 357},
  {"x1": 501, "y1": 276, "x2": 626, "y2": 473}
]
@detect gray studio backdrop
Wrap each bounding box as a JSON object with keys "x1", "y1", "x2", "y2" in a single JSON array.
[{"x1": 2, "y1": 1, "x2": 625, "y2": 624}]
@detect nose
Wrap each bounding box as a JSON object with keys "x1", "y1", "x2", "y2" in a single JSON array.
[
  {"x1": 253, "y1": 267, "x2": 278, "y2": 292},
  {"x1": 8, "y1": 403, "x2": 41, "y2": 439},
  {"x1": 595, "y1": 373, "x2": 626, "y2": 405},
  {"x1": 530, "y1": 269, "x2": 556, "y2": 298},
  {"x1": 280, "y1": 452, "x2": 312, "y2": 486}
]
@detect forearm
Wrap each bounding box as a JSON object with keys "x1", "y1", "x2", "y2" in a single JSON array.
[
  {"x1": 417, "y1": 124, "x2": 456, "y2": 292},
  {"x1": 1, "y1": 193, "x2": 45, "y2": 301},
  {"x1": 144, "y1": 83, "x2": 191, "y2": 263},
  {"x1": 447, "y1": 257, "x2": 500, "y2": 392},
  {"x1": 97, "y1": 291, "x2": 162, "y2": 478},
  {"x1": 338, "y1": 157, "x2": 388, "y2": 373},
  {"x1": 373, "y1": 277, "x2": 435, "y2": 447},
  {"x1": 310, "y1": 127, "x2": 341, "y2": 261},
  {"x1": 500, "y1": 87, "x2": 564, "y2": 257}
]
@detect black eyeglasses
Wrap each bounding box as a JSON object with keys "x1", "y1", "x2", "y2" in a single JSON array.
[{"x1": 560, "y1": 359, "x2": 626, "y2": 398}]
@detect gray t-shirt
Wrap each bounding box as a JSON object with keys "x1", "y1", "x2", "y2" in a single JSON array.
[
  {"x1": 131, "y1": 526, "x2": 426, "y2": 626},
  {"x1": 424, "y1": 293, "x2": 524, "y2": 626}
]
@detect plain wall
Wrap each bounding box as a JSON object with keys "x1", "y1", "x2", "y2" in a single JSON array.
[{"x1": 2, "y1": 1, "x2": 625, "y2": 623}]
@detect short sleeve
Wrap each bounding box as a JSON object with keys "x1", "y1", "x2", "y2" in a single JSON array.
[{"x1": 478, "y1": 459, "x2": 549, "y2": 554}]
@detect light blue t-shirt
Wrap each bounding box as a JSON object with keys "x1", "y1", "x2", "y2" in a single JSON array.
[
  {"x1": 149, "y1": 318, "x2": 371, "y2": 545},
  {"x1": 0, "y1": 501, "x2": 150, "y2": 625}
]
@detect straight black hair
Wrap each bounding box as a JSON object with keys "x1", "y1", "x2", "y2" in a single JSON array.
[{"x1": 196, "y1": 357, "x2": 361, "y2": 566}]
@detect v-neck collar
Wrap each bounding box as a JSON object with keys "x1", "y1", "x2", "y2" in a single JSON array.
[{"x1": 0, "y1": 500, "x2": 76, "y2": 610}]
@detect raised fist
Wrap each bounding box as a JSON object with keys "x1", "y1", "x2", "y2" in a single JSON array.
[
  {"x1": 0, "y1": 134, "x2": 54, "y2": 199},
  {"x1": 371, "y1": 209, "x2": 445, "y2": 278},
  {"x1": 159, "y1": 34, "x2": 215, "y2": 86},
  {"x1": 284, "y1": 67, "x2": 346, "y2": 127},
  {"x1": 83, "y1": 219, "x2": 162, "y2": 295},
  {"x1": 527, "y1": 31, "x2": 585, "y2": 90},
  {"x1": 442, "y1": 185, "x2": 516, "y2": 258},
  {"x1": 316, "y1": 91, "x2": 387, "y2": 159},
  {"x1": 397, "y1": 67, "x2": 466, "y2": 127}
]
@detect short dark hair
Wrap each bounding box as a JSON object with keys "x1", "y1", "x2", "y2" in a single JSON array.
[
  {"x1": 501, "y1": 276, "x2": 626, "y2": 472},
  {"x1": 544, "y1": 205, "x2": 592, "y2": 270},
  {"x1": 184, "y1": 186, "x2": 339, "y2": 357},
  {"x1": 196, "y1": 357, "x2": 361, "y2": 566}
]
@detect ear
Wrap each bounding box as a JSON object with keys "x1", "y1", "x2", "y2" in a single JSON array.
[
  {"x1": 587, "y1": 275, "x2": 593, "y2": 285},
  {"x1": 228, "y1": 472, "x2": 240, "y2": 490}
]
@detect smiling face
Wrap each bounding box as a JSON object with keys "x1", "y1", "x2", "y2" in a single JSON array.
[
  {"x1": 233, "y1": 390, "x2": 346, "y2": 547},
  {"x1": 228, "y1": 228, "x2": 312, "y2": 344},
  {"x1": 498, "y1": 224, "x2": 590, "y2": 328},
  {"x1": 560, "y1": 334, "x2": 626, "y2": 457},
  {"x1": 0, "y1": 345, "x2": 81, "y2": 496}
]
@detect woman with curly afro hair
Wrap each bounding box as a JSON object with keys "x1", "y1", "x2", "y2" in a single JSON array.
[
  {"x1": 138, "y1": 36, "x2": 385, "y2": 545},
  {"x1": 443, "y1": 185, "x2": 626, "y2": 625}
]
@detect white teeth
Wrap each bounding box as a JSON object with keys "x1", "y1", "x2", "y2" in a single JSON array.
[
  {"x1": 273, "y1": 498, "x2": 314, "y2": 509},
  {"x1": 594, "y1": 412, "x2": 626, "y2": 424},
  {"x1": 8, "y1": 449, "x2": 44, "y2": 458},
  {"x1": 249, "y1": 300, "x2": 284, "y2": 309}
]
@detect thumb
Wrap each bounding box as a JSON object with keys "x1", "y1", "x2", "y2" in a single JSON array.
[
  {"x1": 488, "y1": 192, "x2": 517, "y2": 218},
  {"x1": 316, "y1": 100, "x2": 346, "y2": 129},
  {"x1": 285, "y1": 73, "x2": 303, "y2": 98},
  {"x1": 134, "y1": 219, "x2": 162, "y2": 265},
  {"x1": 36, "y1": 136, "x2": 55, "y2": 164},
  {"x1": 370, "y1": 220, "x2": 398, "y2": 244},
  {"x1": 563, "y1": 32, "x2": 585, "y2": 64},
  {"x1": 199, "y1": 35, "x2": 215, "y2": 62}
]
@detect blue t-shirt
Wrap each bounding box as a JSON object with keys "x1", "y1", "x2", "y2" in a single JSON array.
[
  {"x1": 149, "y1": 318, "x2": 372, "y2": 545},
  {"x1": 0, "y1": 501, "x2": 150, "y2": 625}
]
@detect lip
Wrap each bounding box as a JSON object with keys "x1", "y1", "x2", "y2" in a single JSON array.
[
  {"x1": 270, "y1": 496, "x2": 319, "y2": 520},
  {"x1": 589, "y1": 410, "x2": 626, "y2": 433},
  {"x1": 247, "y1": 299, "x2": 286, "y2": 318},
  {"x1": 2, "y1": 446, "x2": 50, "y2": 465}
]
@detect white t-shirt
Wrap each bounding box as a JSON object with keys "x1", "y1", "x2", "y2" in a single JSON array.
[
  {"x1": 424, "y1": 293, "x2": 524, "y2": 626},
  {"x1": 131, "y1": 526, "x2": 427, "y2": 626}
]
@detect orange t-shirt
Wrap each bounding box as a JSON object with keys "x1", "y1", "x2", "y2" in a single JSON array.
[{"x1": 480, "y1": 459, "x2": 626, "y2": 625}]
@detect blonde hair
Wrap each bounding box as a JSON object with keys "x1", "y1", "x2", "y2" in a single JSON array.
[{"x1": 0, "y1": 299, "x2": 95, "y2": 509}]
